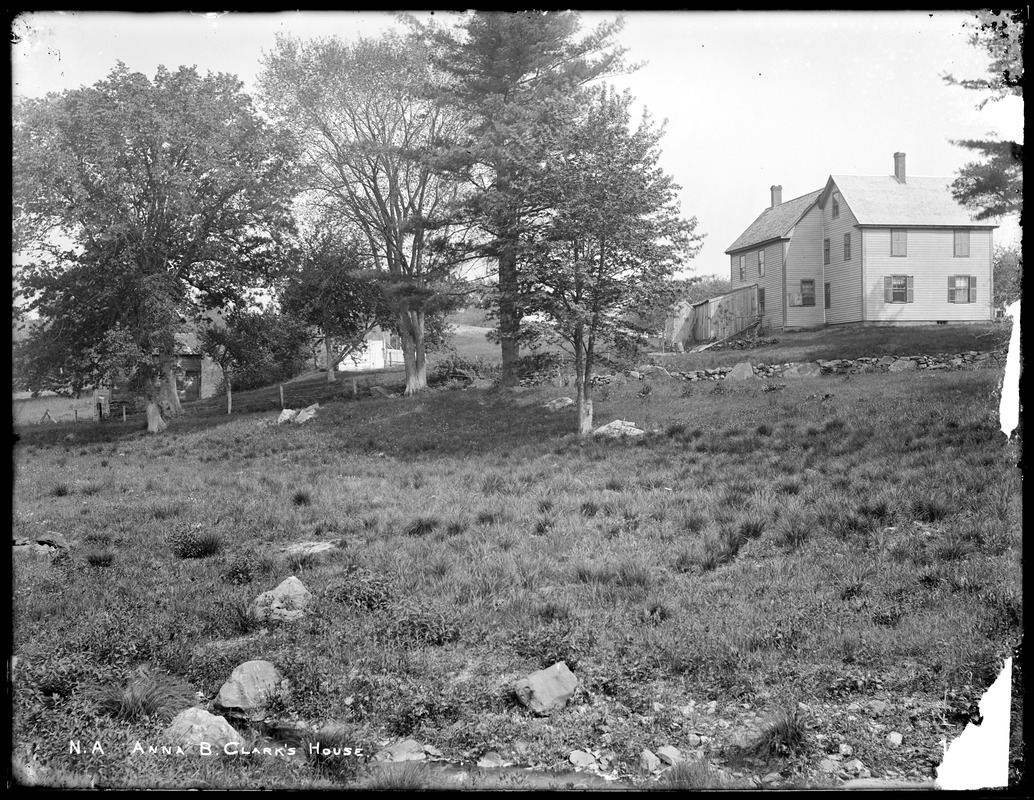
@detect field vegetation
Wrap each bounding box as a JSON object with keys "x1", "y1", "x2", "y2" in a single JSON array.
[{"x1": 11, "y1": 340, "x2": 1021, "y2": 789}]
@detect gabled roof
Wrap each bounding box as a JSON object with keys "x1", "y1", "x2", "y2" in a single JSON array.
[
  {"x1": 825, "y1": 175, "x2": 996, "y2": 228},
  {"x1": 725, "y1": 190, "x2": 822, "y2": 254}
]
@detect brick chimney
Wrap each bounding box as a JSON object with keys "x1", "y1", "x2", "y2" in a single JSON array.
[
  {"x1": 893, "y1": 152, "x2": 906, "y2": 183},
  {"x1": 770, "y1": 185, "x2": 782, "y2": 208}
]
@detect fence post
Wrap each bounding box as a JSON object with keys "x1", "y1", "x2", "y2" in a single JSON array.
[
  {"x1": 123, "y1": 406, "x2": 127, "y2": 423},
  {"x1": 74, "y1": 409, "x2": 78, "y2": 423},
  {"x1": 280, "y1": 384, "x2": 285, "y2": 409},
  {"x1": 352, "y1": 378, "x2": 358, "y2": 397}
]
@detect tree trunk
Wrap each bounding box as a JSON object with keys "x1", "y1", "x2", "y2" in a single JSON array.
[
  {"x1": 574, "y1": 325, "x2": 594, "y2": 437},
  {"x1": 145, "y1": 384, "x2": 168, "y2": 434},
  {"x1": 498, "y1": 241, "x2": 520, "y2": 387},
  {"x1": 161, "y1": 361, "x2": 182, "y2": 416},
  {"x1": 400, "y1": 306, "x2": 427, "y2": 396},
  {"x1": 496, "y1": 169, "x2": 521, "y2": 388},
  {"x1": 325, "y1": 335, "x2": 337, "y2": 383}
]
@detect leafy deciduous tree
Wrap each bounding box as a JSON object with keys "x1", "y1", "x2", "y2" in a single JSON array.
[
  {"x1": 13, "y1": 63, "x2": 297, "y2": 432},
  {"x1": 278, "y1": 221, "x2": 395, "y2": 383},
  {"x1": 259, "y1": 33, "x2": 473, "y2": 396},
  {"x1": 521, "y1": 85, "x2": 702, "y2": 435}
]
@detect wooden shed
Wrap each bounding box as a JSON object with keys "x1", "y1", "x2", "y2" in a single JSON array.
[{"x1": 664, "y1": 284, "x2": 760, "y2": 349}]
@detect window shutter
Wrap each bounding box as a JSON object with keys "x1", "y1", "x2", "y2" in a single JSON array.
[
  {"x1": 969, "y1": 275, "x2": 977, "y2": 303},
  {"x1": 884, "y1": 276, "x2": 893, "y2": 303},
  {"x1": 906, "y1": 276, "x2": 914, "y2": 303},
  {"x1": 948, "y1": 275, "x2": 956, "y2": 303}
]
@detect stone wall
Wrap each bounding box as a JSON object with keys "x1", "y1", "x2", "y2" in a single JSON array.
[{"x1": 594, "y1": 350, "x2": 1007, "y2": 385}]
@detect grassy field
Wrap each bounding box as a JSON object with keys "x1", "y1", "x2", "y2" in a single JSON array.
[{"x1": 11, "y1": 340, "x2": 1022, "y2": 789}]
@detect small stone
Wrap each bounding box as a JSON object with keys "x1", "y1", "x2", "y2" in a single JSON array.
[
  {"x1": 686, "y1": 733, "x2": 701, "y2": 747},
  {"x1": 886, "y1": 732, "x2": 903, "y2": 748},
  {"x1": 569, "y1": 750, "x2": 596, "y2": 768},
  {"x1": 819, "y1": 758, "x2": 840, "y2": 773},
  {"x1": 656, "y1": 745, "x2": 682, "y2": 765},
  {"x1": 478, "y1": 751, "x2": 507, "y2": 768},
  {"x1": 839, "y1": 743, "x2": 854, "y2": 756},
  {"x1": 867, "y1": 699, "x2": 889, "y2": 717}
]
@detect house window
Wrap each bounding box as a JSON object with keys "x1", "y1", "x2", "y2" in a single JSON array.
[
  {"x1": 949, "y1": 275, "x2": 977, "y2": 303},
  {"x1": 954, "y1": 230, "x2": 970, "y2": 257},
  {"x1": 823, "y1": 238, "x2": 830, "y2": 265},
  {"x1": 884, "y1": 275, "x2": 914, "y2": 303},
  {"x1": 832, "y1": 192, "x2": 840, "y2": 219},
  {"x1": 843, "y1": 233, "x2": 851, "y2": 261},
  {"x1": 739, "y1": 254, "x2": 745, "y2": 280},
  {"x1": 891, "y1": 229, "x2": 907, "y2": 257},
  {"x1": 758, "y1": 288, "x2": 765, "y2": 316},
  {"x1": 758, "y1": 249, "x2": 765, "y2": 277},
  {"x1": 801, "y1": 279, "x2": 816, "y2": 307},
  {"x1": 824, "y1": 282, "x2": 831, "y2": 309}
]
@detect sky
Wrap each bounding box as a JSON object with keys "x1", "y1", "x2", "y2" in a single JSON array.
[{"x1": 11, "y1": 10, "x2": 1023, "y2": 279}]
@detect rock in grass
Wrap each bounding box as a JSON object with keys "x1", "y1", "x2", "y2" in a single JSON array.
[
  {"x1": 886, "y1": 731, "x2": 903, "y2": 748},
  {"x1": 727, "y1": 361, "x2": 755, "y2": 380},
  {"x1": 214, "y1": 660, "x2": 288, "y2": 722},
  {"x1": 657, "y1": 745, "x2": 682, "y2": 765},
  {"x1": 544, "y1": 397, "x2": 574, "y2": 412},
  {"x1": 569, "y1": 750, "x2": 596, "y2": 768},
  {"x1": 249, "y1": 576, "x2": 312, "y2": 623},
  {"x1": 592, "y1": 420, "x2": 645, "y2": 439},
  {"x1": 514, "y1": 661, "x2": 578, "y2": 716},
  {"x1": 164, "y1": 707, "x2": 239, "y2": 754},
  {"x1": 640, "y1": 748, "x2": 661, "y2": 772},
  {"x1": 373, "y1": 739, "x2": 426, "y2": 763}
]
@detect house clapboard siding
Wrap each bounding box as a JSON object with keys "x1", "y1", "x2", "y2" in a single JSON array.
[
  {"x1": 783, "y1": 204, "x2": 825, "y2": 329},
  {"x1": 821, "y1": 190, "x2": 863, "y2": 325},
  {"x1": 862, "y1": 227, "x2": 993, "y2": 323}
]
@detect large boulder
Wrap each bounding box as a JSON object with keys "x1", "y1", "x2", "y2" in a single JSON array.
[
  {"x1": 249, "y1": 576, "x2": 313, "y2": 623},
  {"x1": 593, "y1": 420, "x2": 645, "y2": 439},
  {"x1": 514, "y1": 661, "x2": 579, "y2": 716},
  {"x1": 164, "y1": 707, "x2": 240, "y2": 754},
  {"x1": 214, "y1": 660, "x2": 288, "y2": 722},
  {"x1": 727, "y1": 361, "x2": 755, "y2": 381}
]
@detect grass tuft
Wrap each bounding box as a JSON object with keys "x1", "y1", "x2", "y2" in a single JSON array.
[{"x1": 91, "y1": 669, "x2": 196, "y2": 723}]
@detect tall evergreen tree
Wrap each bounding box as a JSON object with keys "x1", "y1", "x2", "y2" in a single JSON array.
[
  {"x1": 943, "y1": 9, "x2": 1024, "y2": 222},
  {"x1": 418, "y1": 11, "x2": 630, "y2": 386}
]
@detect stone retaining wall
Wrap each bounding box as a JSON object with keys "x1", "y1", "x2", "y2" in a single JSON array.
[{"x1": 607, "y1": 350, "x2": 1006, "y2": 384}]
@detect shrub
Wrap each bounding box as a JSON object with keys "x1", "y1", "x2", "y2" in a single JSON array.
[
  {"x1": 50, "y1": 483, "x2": 71, "y2": 497},
  {"x1": 169, "y1": 525, "x2": 222, "y2": 559},
  {"x1": 291, "y1": 489, "x2": 312, "y2": 506}
]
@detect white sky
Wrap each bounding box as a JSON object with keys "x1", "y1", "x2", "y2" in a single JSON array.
[{"x1": 11, "y1": 10, "x2": 1023, "y2": 278}]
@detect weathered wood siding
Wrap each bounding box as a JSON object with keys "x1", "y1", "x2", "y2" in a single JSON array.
[
  {"x1": 822, "y1": 187, "x2": 863, "y2": 324},
  {"x1": 783, "y1": 204, "x2": 826, "y2": 328},
  {"x1": 862, "y1": 227, "x2": 993, "y2": 322}
]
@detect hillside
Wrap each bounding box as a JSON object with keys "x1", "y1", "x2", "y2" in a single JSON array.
[{"x1": 11, "y1": 345, "x2": 1022, "y2": 790}]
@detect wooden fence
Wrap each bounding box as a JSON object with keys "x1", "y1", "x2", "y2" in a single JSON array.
[{"x1": 664, "y1": 284, "x2": 760, "y2": 349}]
